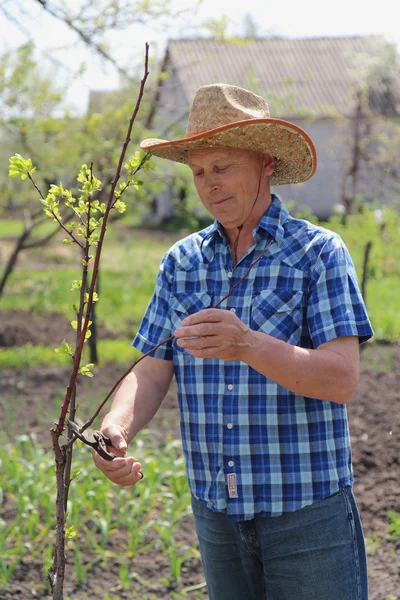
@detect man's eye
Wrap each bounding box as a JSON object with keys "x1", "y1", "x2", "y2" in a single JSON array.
[
  {"x1": 216, "y1": 166, "x2": 229, "y2": 173},
  {"x1": 194, "y1": 171, "x2": 203, "y2": 177}
]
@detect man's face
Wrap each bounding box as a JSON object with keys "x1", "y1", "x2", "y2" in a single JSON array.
[{"x1": 187, "y1": 146, "x2": 272, "y2": 230}]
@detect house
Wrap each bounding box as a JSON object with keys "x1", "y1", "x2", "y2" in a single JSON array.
[{"x1": 146, "y1": 36, "x2": 400, "y2": 221}]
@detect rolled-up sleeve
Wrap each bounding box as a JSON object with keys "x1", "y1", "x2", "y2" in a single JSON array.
[{"x1": 306, "y1": 235, "x2": 374, "y2": 347}]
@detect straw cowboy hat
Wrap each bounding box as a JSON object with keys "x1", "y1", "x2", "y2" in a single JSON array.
[{"x1": 140, "y1": 83, "x2": 317, "y2": 186}]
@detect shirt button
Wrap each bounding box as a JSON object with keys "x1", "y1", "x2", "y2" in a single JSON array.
[
  {"x1": 227, "y1": 271, "x2": 233, "y2": 278},
  {"x1": 228, "y1": 460, "x2": 235, "y2": 467},
  {"x1": 227, "y1": 384, "x2": 234, "y2": 391},
  {"x1": 227, "y1": 423, "x2": 233, "y2": 429},
  {"x1": 230, "y1": 308, "x2": 236, "y2": 314}
]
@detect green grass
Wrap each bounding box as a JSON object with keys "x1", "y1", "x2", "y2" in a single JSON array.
[
  {"x1": 0, "y1": 218, "x2": 58, "y2": 239},
  {"x1": 1, "y1": 207, "x2": 399, "y2": 374},
  {"x1": 0, "y1": 219, "x2": 24, "y2": 238},
  {"x1": 0, "y1": 265, "x2": 159, "y2": 330},
  {"x1": 0, "y1": 432, "x2": 201, "y2": 595},
  {"x1": 0, "y1": 340, "x2": 141, "y2": 369},
  {"x1": 0, "y1": 231, "x2": 173, "y2": 331},
  {"x1": 366, "y1": 277, "x2": 400, "y2": 342}
]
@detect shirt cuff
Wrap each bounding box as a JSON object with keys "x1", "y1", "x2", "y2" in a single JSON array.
[
  {"x1": 132, "y1": 331, "x2": 174, "y2": 360},
  {"x1": 311, "y1": 322, "x2": 374, "y2": 348}
]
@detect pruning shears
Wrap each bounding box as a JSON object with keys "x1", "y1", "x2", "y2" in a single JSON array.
[{"x1": 67, "y1": 419, "x2": 116, "y2": 461}]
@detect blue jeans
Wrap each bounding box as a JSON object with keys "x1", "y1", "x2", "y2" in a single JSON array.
[{"x1": 191, "y1": 487, "x2": 368, "y2": 600}]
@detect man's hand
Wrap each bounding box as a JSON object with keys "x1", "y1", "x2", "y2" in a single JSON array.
[
  {"x1": 174, "y1": 308, "x2": 253, "y2": 361},
  {"x1": 92, "y1": 423, "x2": 143, "y2": 487}
]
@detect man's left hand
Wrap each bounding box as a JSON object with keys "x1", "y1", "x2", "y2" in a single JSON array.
[{"x1": 174, "y1": 308, "x2": 253, "y2": 361}]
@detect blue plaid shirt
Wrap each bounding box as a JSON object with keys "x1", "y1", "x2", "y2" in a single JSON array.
[{"x1": 133, "y1": 195, "x2": 373, "y2": 521}]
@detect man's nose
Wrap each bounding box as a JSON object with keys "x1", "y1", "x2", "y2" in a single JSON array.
[{"x1": 203, "y1": 172, "x2": 221, "y2": 192}]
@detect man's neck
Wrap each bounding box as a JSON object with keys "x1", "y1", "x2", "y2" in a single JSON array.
[{"x1": 223, "y1": 195, "x2": 273, "y2": 261}]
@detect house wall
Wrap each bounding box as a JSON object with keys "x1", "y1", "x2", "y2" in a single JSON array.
[
  {"x1": 146, "y1": 70, "x2": 190, "y2": 222},
  {"x1": 278, "y1": 116, "x2": 400, "y2": 219},
  {"x1": 152, "y1": 71, "x2": 189, "y2": 136},
  {"x1": 275, "y1": 118, "x2": 348, "y2": 220}
]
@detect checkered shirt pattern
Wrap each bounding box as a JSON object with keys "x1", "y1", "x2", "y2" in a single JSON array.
[{"x1": 133, "y1": 195, "x2": 373, "y2": 521}]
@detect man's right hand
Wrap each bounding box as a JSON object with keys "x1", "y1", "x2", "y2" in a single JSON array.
[{"x1": 92, "y1": 424, "x2": 143, "y2": 486}]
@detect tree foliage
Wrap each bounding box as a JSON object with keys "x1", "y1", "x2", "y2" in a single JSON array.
[{"x1": 1, "y1": 0, "x2": 200, "y2": 79}]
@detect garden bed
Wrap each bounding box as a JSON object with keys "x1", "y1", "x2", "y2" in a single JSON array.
[{"x1": 0, "y1": 309, "x2": 399, "y2": 599}]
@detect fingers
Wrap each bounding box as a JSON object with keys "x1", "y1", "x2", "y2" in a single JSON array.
[
  {"x1": 176, "y1": 309, "x2": 238, "y2": 338},
  {"x1": 92, "y1": 423, "x2": 143, "y2": 486},
  {"x1": 93, "y1": 451, "x2": 144, "y2": 486},
  {"x1": 100, "y1": 423, "x2": 128, "y2": 456},
  {"x1": 180, "y1": 308, "x2": 225, "y2": 326},
  {"x1": 177, "y1": 335, "x2": 217, "y2": 351},
  {"x1": 175, "y1": 324, "x2": 216, "y2": 339}
]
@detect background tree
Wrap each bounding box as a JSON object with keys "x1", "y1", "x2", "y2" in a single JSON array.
[
  {"x1": 0, "y1": 0, "x2": 200, "y2": 80},
  {"x1": 341, "y1": 37, "x2": 400, "y2": 215}
]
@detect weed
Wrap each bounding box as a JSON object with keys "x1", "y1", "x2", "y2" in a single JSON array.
[
  {"x1": 388, "y1": 511, "x2": 400, "y2": 541},
  {"x1": 365, "y1": 536, "x2": 381, "y2": 556}
]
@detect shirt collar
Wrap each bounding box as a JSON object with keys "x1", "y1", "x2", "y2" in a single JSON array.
[
  {"x1": 253, "y1": 194, "x2": 289, "y2": 246},
  {"x1": 200, "y1": 194, "x2": 288, "y2": 260}
]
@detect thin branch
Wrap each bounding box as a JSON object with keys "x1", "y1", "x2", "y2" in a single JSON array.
[
  {"x1": 27, "y1": 172, "x2": 46, "y2": 200},
  {"x1": 50, "y1": 210, "x2": 85, "y2": 249},
  {"x1": 54, "y1": 42, "x2": 150, "y2": 439},
  {"x1": 33, "y1": 0, "x2": 135, "y2": 81},
  {"x1": 22, "y1": 212, "x2": 74, "y2": 249}
]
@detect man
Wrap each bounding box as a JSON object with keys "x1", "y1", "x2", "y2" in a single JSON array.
[{"x1": 93, "y1": 84, "x2": 373, "y2": 599}]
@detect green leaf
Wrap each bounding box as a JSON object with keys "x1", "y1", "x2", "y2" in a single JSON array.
[
  {"x1": 71, "y1": 280, "x2": 82, "y2": 291},
  {"x1": 115, "y1": 200, "x2": 126, "y2": 214},
  {"x1": 71, "y1": 320, "x2": 78, "y2": 331},
  {"x1": 77, "y1": 164, "x2": 90, "y2": 183},
  {"x1": 79, "y1": 363, "x2": 94, "y2": 377},
  {"x1": 54, "y1": 339, "x2": 73, "y2": 356},
  {"x1": 89, "y1": 233, "x2": 99, "y2": 246},
  {"x1": 8, "y1": 154, "x2": 36, "y2": 180},
  {"x1": 66, "y1": 526, "x2": 77, "y2": 538}
]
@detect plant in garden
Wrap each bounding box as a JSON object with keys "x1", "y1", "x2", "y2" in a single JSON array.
[
  {"x1": 0, "y1": 431, "x2": 195, "y2": 594},
  {"x1": 7, "y1": 46, "x2": 153, "y2": 600}
]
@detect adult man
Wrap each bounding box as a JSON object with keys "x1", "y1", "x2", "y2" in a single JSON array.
[{"x1": 93, "y1": 84, "x2": 373, "y2": 599}]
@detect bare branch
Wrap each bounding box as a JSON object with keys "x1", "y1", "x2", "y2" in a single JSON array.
[
  {"x1": 32, "y1": 0, "x2": 135, "y2": 80},
  {"x1": 54, "y1": 42, "x2": 150, "y2": 439}
]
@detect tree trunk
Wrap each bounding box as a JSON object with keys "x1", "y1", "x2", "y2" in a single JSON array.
[
  {"x1": 48, "y1": 443, "x2": 67, "y2": 600},
  {"x1": 341, "y1": 90, "x2": 365, "y2": 216},
  {"x1": 88, "y1": 269, "x2": 99, "y2": 364},
  {"x1": 361, "y1": 241, "x2": 373, "y2": 304},
  {"x1": 0, "y1": 228, "x2": 31, "y2": 299}
]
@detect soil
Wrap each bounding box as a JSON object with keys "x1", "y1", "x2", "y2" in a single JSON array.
[{"x1": 0, "y1": 310, "x2": 399, "y2": 599}]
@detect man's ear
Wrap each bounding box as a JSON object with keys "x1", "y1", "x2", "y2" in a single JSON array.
[{"x1": 263, "y1": 154, "x2": 275, "y2": 176}]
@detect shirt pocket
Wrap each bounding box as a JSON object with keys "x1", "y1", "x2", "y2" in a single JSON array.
[
  {"x1": 251, "y1": 289, "x2": 304, "y2": 345},
  {"x1": 169, "y1": 291, "x2": 213, "y2": 354}
]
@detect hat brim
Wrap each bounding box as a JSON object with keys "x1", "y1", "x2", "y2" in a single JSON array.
[{"x1": 140, "y1": 118, "x2": 317, "y2": 185}]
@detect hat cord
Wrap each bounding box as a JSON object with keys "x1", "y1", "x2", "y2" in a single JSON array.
[{"x1": 232, "y1": 164, "x2": 264, "y2": 266}]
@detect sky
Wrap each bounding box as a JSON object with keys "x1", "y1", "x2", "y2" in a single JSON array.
[{"x1": 0, "y1": 0, "x2": 399, "y2": 114}]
